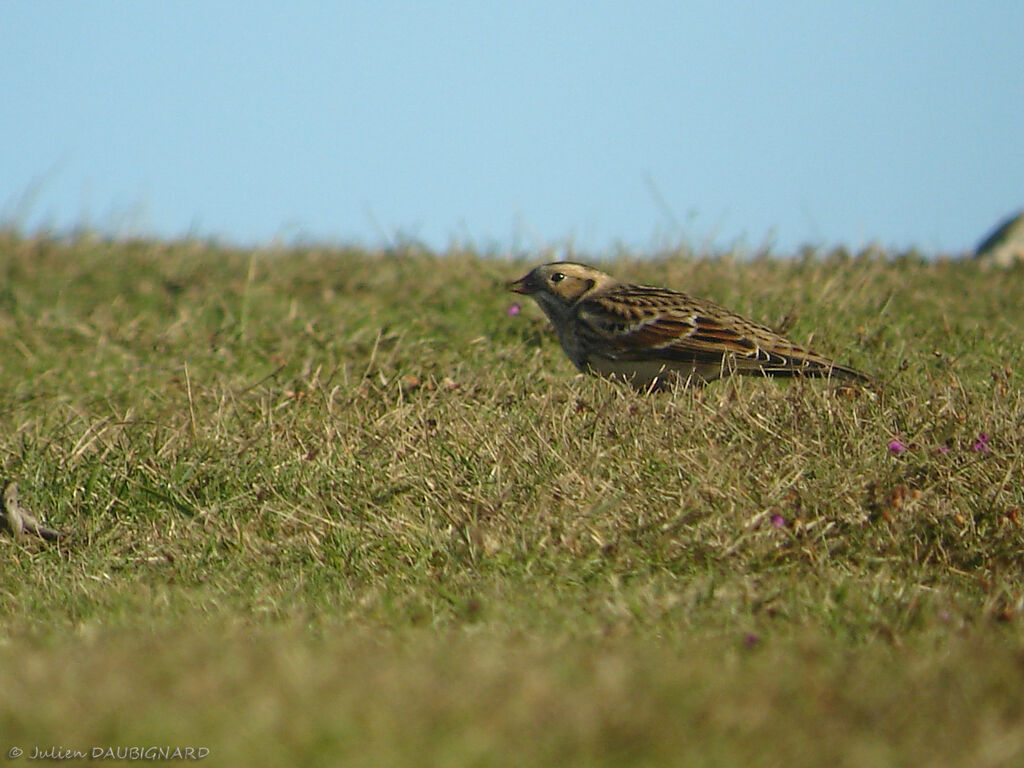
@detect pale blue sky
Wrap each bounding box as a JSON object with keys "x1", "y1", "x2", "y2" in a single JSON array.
[{"x1": 3, "y1": 2, "x2": 1022, "y2": 255}]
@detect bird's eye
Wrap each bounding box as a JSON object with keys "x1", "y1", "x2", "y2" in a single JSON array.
[{"x1": 550, "y1": 272, "x2": 565, "y2": 283}]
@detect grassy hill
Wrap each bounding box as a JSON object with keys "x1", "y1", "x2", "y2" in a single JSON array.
[{"x1": 1, "y1": 232, "x2": 1022, "y2": 765}]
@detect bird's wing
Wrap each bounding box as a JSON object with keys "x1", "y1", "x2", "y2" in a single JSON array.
[{"x1": 577, "y1": 287, "x2": 789, "y2": 367}]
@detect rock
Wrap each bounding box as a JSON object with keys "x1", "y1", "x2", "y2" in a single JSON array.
[{"x1": 975, "y1": 209, "x2": 1024, "y2": 266}]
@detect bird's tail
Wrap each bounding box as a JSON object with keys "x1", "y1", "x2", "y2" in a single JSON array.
[{"x1": 757, "y1": 355, "x2": 870, "y2": 384}]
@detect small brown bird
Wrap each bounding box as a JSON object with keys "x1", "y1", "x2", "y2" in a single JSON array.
[{"x1": 509, "y1": 262, "x2": 867, "y2": 389}]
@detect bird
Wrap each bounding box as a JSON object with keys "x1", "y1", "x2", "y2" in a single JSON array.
[{"x1": 508, "y1": 262, "x2": 868, "y2": 389}]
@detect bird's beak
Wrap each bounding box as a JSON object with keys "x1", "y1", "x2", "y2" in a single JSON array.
[{"x1": 508, "y1": 272, "x2": 537, "y2": 294}]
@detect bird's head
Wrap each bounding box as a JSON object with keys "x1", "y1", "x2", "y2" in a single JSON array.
[{"x1": 508, "y1": 262, "x2": 611, "y2": 306}]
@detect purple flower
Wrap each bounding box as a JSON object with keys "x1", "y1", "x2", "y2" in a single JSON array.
[
  {"x1": 743, "y1": 632, "x2": 760, "y2": 649},
  {"x1": 770, "y1": 513, "x2": 787, "y2": 529},
  {"x1": 887, "y1": 439, "x2": 908, "y2": 455},
  {"x1": 972, "y1": 432, "x2": 991, "y2": 454},
  {"x1": 506, "y1": 302, "x2": 522, "y2": 317},
  {"x1": 936, "y1": 445, "x2": 950, "y2": 455}
]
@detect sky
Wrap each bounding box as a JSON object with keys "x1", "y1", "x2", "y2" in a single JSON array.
[{"x1": 3, "y1": 1, "x2": 1023, "y2": 256}]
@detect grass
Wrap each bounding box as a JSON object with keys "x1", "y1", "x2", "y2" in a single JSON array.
[{"x1": 1, "y1": 230, "x2": 1023, "y2": 765}]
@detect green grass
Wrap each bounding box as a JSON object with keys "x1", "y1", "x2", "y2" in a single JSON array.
[{"x1": 1, "y1": 231, "x2": 1023, "y2": 765}]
